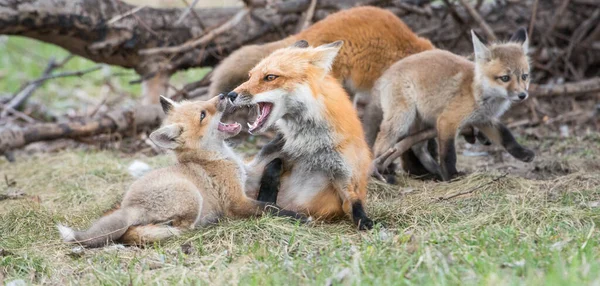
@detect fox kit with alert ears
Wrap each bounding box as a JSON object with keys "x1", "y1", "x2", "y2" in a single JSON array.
[
  {"x1": 228, "y1": 40, "x2": 374, "y2": 230},
  {"x1": 58, "y1": 96, "x2": 307, "y2": 247},
  {"x1": 371, "y1": 28, "x2": 535, "y2": 181}
]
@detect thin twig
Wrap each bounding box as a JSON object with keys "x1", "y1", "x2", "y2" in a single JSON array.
[
  {"x1": 0, "y1": 104, "x2": 36, "y2": 123},
  {"x1": 53, "y1": 54, "x2": 75, "y2": 69},
  {"x1": 28, "y1": 66, "x2": 103, "y2": 85},
  {"x1": 528, "y1": 0, "x2": 539, "y2": 38},
  {"x1": 1, "y1": 59, "x2": 57, "y2": 117},
  {"x1": 139, "y1": 8, "x2": 249, "y2": 56},
  {"x1": 176, "y1": 0, "x2": 205, "y2": 30},
  {"x1": 88, "y1": 96, "x2": 108, "y2": 118},
  {"x1": 437, "y1": 173, "x2": 508, "y2": 201},
  {"x1": 107, "y1": 5, "x2": 147, "y2": 25},
  {"x1": 395, "y1": 2, "x2": 432, "y2": 16},
  {"x1": 544, "y1": 0, "x2": 571, "y2": 40},
  {"x1": 296, "y1": 0, "x2": 317, "y2": 33},
  {"x1": 457, "y1": 0, "x2": 497, "y2": 42},
  {"x1": 131, "y1": 13, "x2": 160, "y2": 38}
]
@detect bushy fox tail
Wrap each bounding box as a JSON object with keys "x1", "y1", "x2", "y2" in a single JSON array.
[
  {"x1": 119, "y1": 224, "x2": 182, "y2": 246},
  {"x1": 58, "y1": 209, "x2": 132, "y2": 248}
]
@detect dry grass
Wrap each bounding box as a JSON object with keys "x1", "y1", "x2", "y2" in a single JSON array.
[{"x1": 1, "y1": 136, "x2": 600, "y2": 285}]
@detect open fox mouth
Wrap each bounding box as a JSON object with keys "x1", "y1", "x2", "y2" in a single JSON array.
[
  {"x1": 218, "y1": 121, "x2": 241, "y2": 135},
  {"x1": 247, "y1": 102, "x2": 272, "y2": 133}
]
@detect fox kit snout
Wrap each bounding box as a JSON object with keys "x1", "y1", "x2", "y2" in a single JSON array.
[
  {"x1": 371, "y1": 27, "x2": 534, "y2": 181},
  {"x1": 58, "y1": 96, "x2": 307, "y2": 247}
]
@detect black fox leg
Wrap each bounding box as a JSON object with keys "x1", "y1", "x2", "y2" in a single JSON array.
[
  {"x1": 476, "y1": 122, "x2": 535, "y2": 162},
  {"x1": 438, "y1": 137, "x2": 458, "y2": 181},
  {"x1": 399, "y1": 138, "x2": 439, "y2": 178},
  {"x1": 257, "y1": 158, "x2": 283, "y2": 203},
  {"x1": 352, "y1": 201, "x2": 374, "y2": 230},
  {"x1": 462, "y1": 126, "x2": 477, "y2": 144}
]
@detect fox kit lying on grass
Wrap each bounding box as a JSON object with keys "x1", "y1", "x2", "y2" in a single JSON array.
[
  {"x1": 369, "y1": 28, "x2": 535, "y2": 181},
  {"x1": 228, "y1": 40, "x2": 374, "y2": 230},
  {"x1": 58, "y1": 96, "x2": 306, "y2": 247},
  {"x1": 211, "y1": 6, "x2": 439, "y2": 177}
]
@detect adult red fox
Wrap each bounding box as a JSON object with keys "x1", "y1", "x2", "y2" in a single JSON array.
[
  {"x1": 228, "y1": 40, "x2": 374, "y2": 229},
  {"x1": 368, "y1": 28, "x2": 535, "y2": 181},
  {"x1": 58, "y1": 96, "x2": 306, "y2": 247}
]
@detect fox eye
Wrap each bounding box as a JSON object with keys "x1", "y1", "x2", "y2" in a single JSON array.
[
  {"x1": 200, "y1": 110, "x2": 206, "y2": 122},
  {"x1": 498, "y1": 75, "x2": 511, "y2": 82},
  {"x1": 264, "y1": 74, "x2": 279, "y2": 82},
  {"x1": 521, "y1": 74, "x2": 528, "y2": 81}
]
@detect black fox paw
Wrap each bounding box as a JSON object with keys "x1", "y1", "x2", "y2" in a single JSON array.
[
  {"x1": 511, "y1": 147, "x2": 535, "y2": 162},
  {"x1": 357, "y1": 217, "x2": 374, "y2": 230}
]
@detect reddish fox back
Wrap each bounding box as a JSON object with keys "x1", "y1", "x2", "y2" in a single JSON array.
[{"x1": 209, "y1": 6, "x2": 434, "y2": 97}]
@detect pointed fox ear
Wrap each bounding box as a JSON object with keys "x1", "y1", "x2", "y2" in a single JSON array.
[
  {"x1": 509, "y1": 27, "x2": 529, "y2": 54},
  {"x1": 471, "y1": 30, "x2": 491, "y2": 62},
  {"x1": 311, "y1": 40, "x2": 343, "y2": 72},
  {"x1": 149, "y1": 124, "x2": 183, "y2": 150},
  {"x1": 290, "y1": 40, "x2": 309, "y2": 48},
  {"x1": 159, "y1": 95, "x2": 179, "y2": 114}
]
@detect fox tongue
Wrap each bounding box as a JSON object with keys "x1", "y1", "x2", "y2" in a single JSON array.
[
  {"x1": 218, "y1": 122, "x2": 241, "y2": 133},
  {"x1": 262, "y1": 103, "x2": 271, "y2": 116},
  {"x1": 248, "y1": 103, "x2": 271, "y2": 133}
]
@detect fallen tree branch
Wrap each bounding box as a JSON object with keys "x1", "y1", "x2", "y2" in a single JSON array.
[
  {"x1": 377, "y1": 129, "x2": 438, "y2": 173},
  {"x1": 531, "y1": 77, "x2": 600, "y2": 97},
  {"x1": 0, "y1": 105, "x2": 164, "y2": 154}
]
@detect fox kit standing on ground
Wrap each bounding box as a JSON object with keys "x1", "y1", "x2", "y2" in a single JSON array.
[
  {"x1": 369, "y1": 28, "x2": 535, "y2": 181},
  {"x1": 58, "y1": 96, "x2": 306, "y2": 247},
  {"x1": 228, "y1": 40, "x2": 374, "y2": 230}
]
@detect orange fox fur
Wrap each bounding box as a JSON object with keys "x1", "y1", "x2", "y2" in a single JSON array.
[{"x1": 229, "y1": 41, "x2": 374, "y2": 229}]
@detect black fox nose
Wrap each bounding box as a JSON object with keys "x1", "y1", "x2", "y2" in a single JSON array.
[
  {"x1": 218, "y1": 93, "x2": 226, "y2": 100},
  {"x1": 518, "y1": 92, "x2": 527, "y2": 100},
  {"x1": 227, "y1": 91, "x2": 238, "y2": 102}
]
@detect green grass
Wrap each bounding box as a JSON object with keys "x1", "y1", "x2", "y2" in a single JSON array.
[
  {"x1": 1, "y1": 147, "x2": 599, "y2": 285},
  {"x1": 1, "y1": 34, "x2": 600, "y2": 286},
  {"x1": 0, "y1": 36, "x2": 210, "y2": 113}
]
